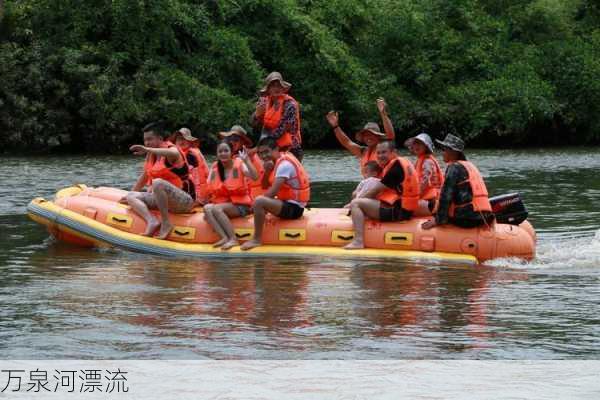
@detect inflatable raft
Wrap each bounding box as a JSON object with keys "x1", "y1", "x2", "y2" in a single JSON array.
[{"x1": 27, "y1": 185, "x2": 536, "y2": 264}]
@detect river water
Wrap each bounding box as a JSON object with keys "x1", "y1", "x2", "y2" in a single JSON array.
[{"x1": 1, "y1": 149, "x2": 599, "y2": 359}]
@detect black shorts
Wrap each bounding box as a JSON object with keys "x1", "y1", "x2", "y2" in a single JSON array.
[
  {"x1": 379, "y1": 202, "x2": 412, "y2": 222},
  {"x1": 278, "y1": 201, "x2": 305, "y2": 220}
]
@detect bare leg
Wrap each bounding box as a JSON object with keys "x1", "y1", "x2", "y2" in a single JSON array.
[
  {"x1": 126, "y1": 192, "x2": 159, "y2": 236},
  {"x1": 414, "y1": 199, "x2": 433, "y2": 217},
  {"x1": 240, "y1": 196, "x2": 283, "y2": 250},
  {"x1": 344, "y1": 198, "x2": 381, "y2": 250},
  {"x1": 152, "y1": 179, "x2": 174, "y2": 239},
  {"x1": 214, "y1": 203, "x2": 243, "y2": 250},
  {"x1": 150, "y1": 179, "x2": 194, "y2": 240},
  {"x1": 203, "y1": 204, "x2": 228, "y2": 247}
]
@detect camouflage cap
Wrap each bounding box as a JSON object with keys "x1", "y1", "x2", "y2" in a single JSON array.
[{"x1": 435, "y1": 134, "x2": 465, "y2": 152}]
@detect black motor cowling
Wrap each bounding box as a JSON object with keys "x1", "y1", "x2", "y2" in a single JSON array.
[{"x1": 489, "y1": 193, "x2": 528, "y2": 225}]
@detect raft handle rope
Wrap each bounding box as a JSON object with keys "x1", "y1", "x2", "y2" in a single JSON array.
[
  {"x1": 390, "y1": 235, "x2": 409, "y2": 241},
  {"x1": 112, "y1": 216, "x2": 128, "y2": 224},
  {"x1": 235, "y1": 232, "x2": 252, "y2": 239},
  {"x1": 337, "y1": 234, "x2": 354, "y2": 241},
  {"x1": 284, "y1": 232, "x2": 302, "y2": 239},
  {"x1": 173, "y1": 230, "x2": 190, "y2": 236}
]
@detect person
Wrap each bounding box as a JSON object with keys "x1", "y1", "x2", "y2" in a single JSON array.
[
  {"x1": 344, "y1": 161, "x2": 382, "y2": 208},
  {"x1": 422, "y1": 134, "x2": 494, "y2": 230},
  {"x1": 404, "y1": 132, "x2": 444, "y2": 214},
  {"x1": 219, "y1": 125, "x2": 265, "y2": 199},
  {"x1": 240, "y1": 137, "x2": 310, "y2": 251},
  {"x1": 126, "y1": 122, "x2": 195, "y2": 239},
  {"x1": 344, "y1": 140, "x2": 419, "y2": 250},
  {"x1": 251, "y1": 72, "x2": 303, "y2": 161},
  {"x1": 204, "y1": 142, "x2": 258, "y2": 250},
  {"x1": 171, "y1": 127, "x2": 210, "y2": 205},
  {"x1": 325, "y1": 98, "x2": 395, "y2": 177}
]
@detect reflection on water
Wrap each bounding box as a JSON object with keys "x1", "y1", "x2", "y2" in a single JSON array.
[{"x1": 1, "y1": 148, "x2": 600, "y2": 359}]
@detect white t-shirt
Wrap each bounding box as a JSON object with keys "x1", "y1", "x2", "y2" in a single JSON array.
[{"x1": 275, "y1": 160, "x2": 306, "y2": 207}]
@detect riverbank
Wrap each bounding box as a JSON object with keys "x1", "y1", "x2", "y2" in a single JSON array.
[{"x1": 3, "y1": 1, "x2": 600, "y2": 155}]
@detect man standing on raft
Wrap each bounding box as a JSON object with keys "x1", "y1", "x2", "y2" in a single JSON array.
[
  {"x1": 326, "y1": 98, "x2": 395, "y2": 177},
  {"x1": 240, "y1": 137, "x2": 310, "y2": 251},
  {"x1": 252, "y1": 72, "x2": 303, "y2": 161},
  {"x1": 422, "y1": 134, "x2": 494, "y2": 230},
  {"x1": 126, "y1": 122, "x2": 195, "y2": 239},
  {"x1": 344, "y1": 140, "x2": 419, "y2": 250}
]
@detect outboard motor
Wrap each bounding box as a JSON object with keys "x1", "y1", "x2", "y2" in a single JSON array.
[{"x1": 490, "y1": 193, "x2": 528, "y2": 225}]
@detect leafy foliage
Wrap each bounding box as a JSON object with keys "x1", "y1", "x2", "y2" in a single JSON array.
[{"x1": 1, "y1": 0, "x2": 600, "y2": 153}]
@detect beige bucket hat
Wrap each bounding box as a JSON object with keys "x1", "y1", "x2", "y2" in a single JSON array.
[
  {"x1": 259, "y1": 71, "x2": 292, "y2": 95},
  {"x1": 171, "y1": 127, "x2": 198, "y2": 142},
  {"x1": 218, "y1": 125, "x2": 253, "y2": 147},
  {"x1": 355, "y1": 122, "x2": 387, "y2": 143}
]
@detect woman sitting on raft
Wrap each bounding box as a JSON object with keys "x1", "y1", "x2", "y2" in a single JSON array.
[
  {"x1": 204, "y1": 141, "x2": 258, "y2": 250},
  {"x1": 171, "y1": 127, "x2": 210, "y2": 205},
  {"x1": 422, "y1": 134, "x2": 494, "y2": 230},
  {"x1": 404, "y1": 133, "x2": 444, "y2": 215},
  {"x1": 126, "y1": 122, "x2": 195, "y2": 239},
  {"x1": 325, "y1": 98, "x2": 395, "y2": 177},
  {"x1": 219, "y1": 125, "x2": 265, "y2": 199}
]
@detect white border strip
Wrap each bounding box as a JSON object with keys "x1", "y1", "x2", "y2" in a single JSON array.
[{"x1": 0, "y1": 361, "x2": 598, "y2": 399}]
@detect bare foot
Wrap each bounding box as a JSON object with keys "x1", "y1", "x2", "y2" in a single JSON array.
[
  {"x1": 156, "y1": 221, "x2": 173, "y2": 240},
  {"x1": 343, "y1": 240, "x2": 364, "y2": 250},
  {"x1": 142, "y1": 218, "x2": 160, "y2": 237},
  {"x1": 240, "y1": 239, "x2": 262, "y2": 251},
  {"x1": 212, "y1": 238, "x2": 228, "y2": 248},
  {"x1": 221, "y1": 240, "x2": 239, "y2": 250}
]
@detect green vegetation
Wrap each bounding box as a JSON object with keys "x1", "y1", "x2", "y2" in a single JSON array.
[{"x1": 1, "y1": 0, "x2": 600, "y2": 153}]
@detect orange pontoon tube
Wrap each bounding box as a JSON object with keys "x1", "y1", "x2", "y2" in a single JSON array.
[{"x1": 27, "y1": 185, "x2": 536, "y2": 264}]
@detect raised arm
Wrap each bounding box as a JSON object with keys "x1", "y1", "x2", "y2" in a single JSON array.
[
  {"x1": 130, "y1": 144, "x2": 181, "y2": 165},
  {"x1": 377, "y1": 98, "x2": 395, "y2": 140},
  {"x1": 325, "y1": 111, "x2": 363, "y2": 157},
  {"x1": 239, "y1": 147, "x2": 259, "y2": 181}
]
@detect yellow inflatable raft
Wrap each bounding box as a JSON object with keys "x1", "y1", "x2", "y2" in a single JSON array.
[{"x1": 27, "y1": 185, "x2": 536, "y2": 264}]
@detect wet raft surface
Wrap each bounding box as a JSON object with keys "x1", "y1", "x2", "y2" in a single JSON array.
[{"x1": 1, "y1": 149, "x2": 600, "y2": 359}]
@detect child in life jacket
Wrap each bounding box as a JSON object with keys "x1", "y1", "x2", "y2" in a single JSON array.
[{"x1": 344, "y1": 161, "x2": 382, "y2": 208}]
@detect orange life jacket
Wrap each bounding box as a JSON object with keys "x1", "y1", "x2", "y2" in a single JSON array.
[
  {"x1": 415, "y1": 154, "x2": 444, "y2": 200},
  {"x1": 268, "y1": 153, "x2": 310, "y2": 203},
  {"x1": 262, "y1": 94, "x2": 301, "y2": 149},
  {"x1": 207, "y1": 158, "x2": 253, "y2": 206},
  {"x1": 360, "y1": 146, "x2": 380, "y2": 178},
  {"x1": 144, "y1": 141, "x2": 193, "y2": 197},
  {"x1": 376, "y1": 156, "x2": 419, "y2": 211},
  {"x1": 448, "y1": 160, "x2": 492, "y2": 217},
  {"x1": 181, "y1": 147, "x2": 209, "y2": 201}
]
